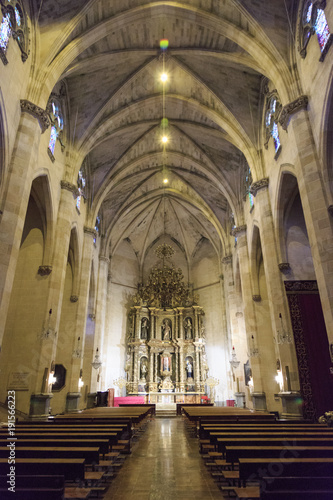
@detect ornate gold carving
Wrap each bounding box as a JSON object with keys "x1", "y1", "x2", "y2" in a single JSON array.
[
  {"x1": 249, "y1": 178, "x2": 269, "y2": 196},
  {"x1": 279, "y1": 95, "x2": 308, "y2": 130},
  {"x1": 231, "y1": 225, "x2": 247, "y2": 238},
  {"x1": 20, "y1": 100, "x2": 50, "y2": 133},
  {"x1": 38, "y1": 265, "x2": 52, "y2": 276}
]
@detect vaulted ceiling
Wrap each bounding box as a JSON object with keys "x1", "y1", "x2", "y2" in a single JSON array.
[{"x1": 34, "y1": 0, "x2": 295, "y2": 266}]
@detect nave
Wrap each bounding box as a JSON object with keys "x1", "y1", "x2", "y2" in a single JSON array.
[{"x1": 105, "y1": 417, "x2": 221, "y2": 500}]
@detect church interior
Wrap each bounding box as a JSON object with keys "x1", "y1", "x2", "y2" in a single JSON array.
[{"x1": 1, "y1": 1, "x2": 333, "y2": 498}]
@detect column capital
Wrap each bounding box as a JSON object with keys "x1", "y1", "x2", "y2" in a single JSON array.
[
  {"x1": 250, "y1": 178, "x2": 269, "y2": 196},
  {"x1": 84, "y1": 226, "x2": 97, "y2": 238},
  {"x1": 279, "y1": 95, "x2": 308, "y2": 131},
  {"x1": 20, "y1": 99, "x2": 50, "y2": 133},
  {"x1": 60, "y1": 180, "x2": 79, "y2": 197},
  {"x1": 252, "y1": 295, "x2": 261, "y2": 302},
  {"x1": 222, "y1": 255, "x2": 232, "y2": 265},
  {"x1": 278, "y1": 262, "x2": 291, "y2": 274},
  {"x1": 232, "y1": 225, "x2": 247, "y2": 238},
  {"x1": 38, "y1": 265, "x2": 52, "y2": 276}
]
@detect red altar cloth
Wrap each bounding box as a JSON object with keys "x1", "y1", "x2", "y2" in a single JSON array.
[{"x1": 114, "y1": 396, "x2": 145, "y2": 407}]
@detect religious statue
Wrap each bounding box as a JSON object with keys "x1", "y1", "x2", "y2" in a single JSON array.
[
  {"x1": 140, "y1": 360, "x2": 148, "y2": 380},
  {"x1": 141, "y1": 317, "x2": 149, "y2": 339},
  {"x1": 184, "y1": 317, "x2": 193, "y2": 339},
  {"x1": 186, "y1": 360, "x2": 193, "y2": 379},
  {"x1": 161, "y1": 318, "x2": 172, "y2": 340}
]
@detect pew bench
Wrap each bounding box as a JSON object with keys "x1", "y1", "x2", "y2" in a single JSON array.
[
  {"x1": 0, "y1": 458, "x2": 85, "y2": 481},
  {"x1": 0, "y1": 474, "x2": 65, "y2": 500}
]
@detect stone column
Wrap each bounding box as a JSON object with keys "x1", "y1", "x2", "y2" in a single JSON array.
[
  {"x1": 232, "y1": 225, "x2": 264, "y2": 395},
  {"x1": 67, "y1": 226, "x2": 96, "y2": 411},
  {"x1": 252, "y1": 179, "x2": 299, "y2": 390},
  {"x1": 178, "y1": 339, "x2": 185, "y2": 392},
  {"x1": 283, "y1": 103, "x2": 333, "y2": 340},
  {"x1": 90, "y1": 255, "x2": 109, "y2": 393},
  {"x1": 175, "y1": 310, "x2": 179, "y2": 338},
  {"x1": 135, "y1": 307, "x2": 141, "y2": 340},
  {"x1": 31, "y1": 181, "x2": 77, "y2": 416},
  {"x1": 154, "y1": 352, "x2": 158, "y2": 384},
  {"x1": 0, "y1": 103, "x2": 49, "y2": 346},
  {"x1": 149, "y1": 308, "x2": 156, "y2": 339},
  {"x1": 175, "y1": 346, "x2": 179, "y2": 390},
  {"x1": 149, "y1": 349, "x2": 154, "y2": 392},
  {"x1": 178, "y1": 308, "x2": 184, "y2": 339},
  {"x1": 194, "y1": 343, "x2": 201, "y2": 391},
  {"x1": 133, "y1": 346, "x2": 139, "y2": 393}
]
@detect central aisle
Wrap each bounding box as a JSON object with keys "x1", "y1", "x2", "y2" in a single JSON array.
[{"x1": 105, "y1": 417, "x2": 222, "y2": 500}]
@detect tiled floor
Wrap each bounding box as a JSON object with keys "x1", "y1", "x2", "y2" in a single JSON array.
[{"x1": 104, "y1": 417, "x2": 223, "y2": 500}]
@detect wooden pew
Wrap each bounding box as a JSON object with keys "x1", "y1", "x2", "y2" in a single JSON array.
[
  {"x1": 225, "y1": 446, "x2": 333, "y2": 469},
  {"x1": 0, "y1": 431, "x2": 119, "y2": 448},
  {"x1": 0, "y1": 446, "x2": 100, "y2": 464},
  {"x1": 238, "y1": 458, "x2": 333, "y2": 488},
  {"x1": 0, "y1": 474, "x2": 65, "y2": 500},
  {"x1": 260, "y1": 476, "x2": 333, "y2": 499},
  {"x1": 0, "y1": 458, "x2": 85, "y2": 481},
  {"x1": 0, "y1": 438, "x2": 109, "y2": 456}
]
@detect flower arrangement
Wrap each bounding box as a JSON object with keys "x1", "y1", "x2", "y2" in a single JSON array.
[{"x1": 318, "y1": 411, "x2": 333, "y2": 427}]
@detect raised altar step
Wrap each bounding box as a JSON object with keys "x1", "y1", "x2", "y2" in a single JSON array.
[{"x1": 155, "y1": 403, "x2": 177, "y2": 418}]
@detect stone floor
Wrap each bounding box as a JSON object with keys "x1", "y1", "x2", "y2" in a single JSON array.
[{"x1": 104, "y1": 417, "x2": 223, "y2": 500}]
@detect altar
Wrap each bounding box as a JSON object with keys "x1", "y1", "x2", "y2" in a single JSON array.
[{"x1": 124, "y1": 244, "x2": 210, "y2": 396}]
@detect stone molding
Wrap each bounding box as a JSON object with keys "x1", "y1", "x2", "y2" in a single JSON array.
[
  {"x1": 284, "y1": 280, "x2": 318, "y2": 293},
  {"x1": 236, "y1": 312, "x2": 243, "y2": 318},
  {"x1": 107, "y1": 272, "x2": 112, "y2": 282},
  {"x1": 222, "y1": 255, "x2": 232, "y2": 264},
  {"x1": 88, "y1": 314, "x2": 96, "y2": 320},
  {"x1": 60, "y1": 180, "x2": 80, "y2": 197},
  {"x1": 252, "y1": 295, "x2": 261, "y2": 302},
  {"x1": 84, "y1": 226, "x2": 98, "y2": 238},
  {"x1": 70, "y1": 295, "x2": 79, "y2": 303},
  {"x1": 249, "y1": 178, "x2": 269, "y2": 196},
  {"x1": 47, "y1": 148, "x2": 55, "y2": 163},
  {"x1": 231, "y1": 225, "x2": 247, "y2": 238},
  {"x1": 278, "y1": 262, "x2": 291, "y2": 273},
  {"x1": 20, "y1": 100, "x2": 50, "y2": 133},
  {"x1": 38, "y1": 265, "x2": 52, "y2": 276},
  {"x1": 279, "y1": 95, "x2": 308, "y2": 130}
]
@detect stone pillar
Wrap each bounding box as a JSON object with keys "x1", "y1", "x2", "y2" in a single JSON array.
[
  {"x1": 0, "y1": 103, "x2": 49, "y2": 345},
  {"x1": 31, "y1": 181, "x2": 77, "y2": 416},
  {"x1": 233, "y1": 225, "x2": 264, "y2": 395},
  {"x1": 154, "y1": 352, "x2": 158, "y2": 384},
  {"x1": 193, "y1": 307, "x2": 200, "y2": 338},
  {"x1": 286, "y1": 105, "x2": 333, "y2": 340},
  {"x1": 174, "y1": 310, "x2": 179, "y2": 338},
  {"x1": 252, "y1": 179, "x2": 299, "y2": 390},
  {"x1": 194, "y1": 343, "x2": 201, "y2": 391},
  {"x1": 178, "y1": 308, "x2": 184, "y2": 339},
  {"x1": 67, "y1": 226, "x2": 96, "y2": 411},
  {"x1": 178, "y1": 340, "x2": 185, "y2": 392},
  {"x1": 135, "y1": 307, "x2": 141, "y2": 340},
  {"x1": 90, "y1": 255, "x2": 109, "y2": 393},
  {"x1": 175, "y1": 346, "x2": 179, "y2": 390},
  {"x1": 149, "y1": 308, "x2": 156, "y2": 339},
  {"x1": 133, "y1": 346, "x2": 139, "y2": 392}
]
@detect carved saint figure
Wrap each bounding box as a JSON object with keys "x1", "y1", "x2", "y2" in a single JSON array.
[
  {"x1": 162, "y1": 318, "x2": 172, "y2": 340},
  {"x1": 186, "y1": 360, "x2": 193, "y2": 378},
  {"x1": 141, "y1": 317, "x2": 149, "y2": 339},
  {"x1": 140, "y1": 360, "x2": 147, "y2": 380},
  {"x1": 184, "y1": 317, "x2": 193, "y2": 339}
]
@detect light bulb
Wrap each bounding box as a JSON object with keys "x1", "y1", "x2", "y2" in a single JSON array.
[
  {"x1": 162, "y1": 136, "x2": 168, "y2": 143},
  {"x1": 161, "y1": 73, "x2": 168, "y2": 82},
  {"x1": 163, "y1": 178, "x2": 169, "y2": 184}
]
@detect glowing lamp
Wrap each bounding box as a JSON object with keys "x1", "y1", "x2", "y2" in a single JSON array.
[
  {"x1": 161, "y1": 73, "x2": 168, "y2": 82},
  {"x1": 162, "y1": 136, "x2": 168, "y2": 143},
  {"x1": 160, "y1": 39, "x2": 169, "y2": 50}
]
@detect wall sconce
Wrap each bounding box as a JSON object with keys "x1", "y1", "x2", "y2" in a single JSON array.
[
  {"x1": 78, "y1": 378, "x2": 84, "y2": 388},
  {"x1": 274, "y1": 313, "x2": 293, "y2": 344},
  {"x1": 248, "y1": 335, "x2": 260, "y2": 358},
  {"x1": 72, "y1": 336, "x2": 82, "y2": 359},
  {"x1": 229, "y1": 346, "x2": 240, "y2": 369},
  {"x1": 91, "y1": 348, "x2": 102, "y2": 370},
  {"x1": 49, "y1": 373, "x2": 57, "y2": 385},
  {"x1": 275, "y1": 371, "x2": 283, "y2": 391},
  {"x1": 38, "y1": 309, "x2": 57, "y2": 341}
]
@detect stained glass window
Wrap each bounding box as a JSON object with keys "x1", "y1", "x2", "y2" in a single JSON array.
[
  {"x1": 266, "y1": 96, "x2": 281, "y2": 156},
  {"x1": 315, "y1": 8, "x2": 330, "y2": 52},
  {"x1": 249, "y1": 192, "x2": 254, "y2": 208},
  {"x1": 76, "y1": 168, "x2": 86, "y2": 213},
  {"x1": 48, "y1": 126, "x2": 57, "y2": 155},
  {"x1": 94, "y1": 215, "x2": 101, "y2": 244},
  {"x1": 76, "y1": 194, "x2": 81, "y2": 212},
  {"x1": 15, "y1": 7, "x2": 21, "y2": 27},
  {"x1": 306, "y1": 3, "x2": 313, "y2": 24},
  {"x1": 0, "y1": 13, "x2": 12, "y2": 52}
]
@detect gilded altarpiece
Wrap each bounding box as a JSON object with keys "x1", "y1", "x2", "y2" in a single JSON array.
[{"x1": 124, "y1": 244, "x2": 209, "y2": 397}]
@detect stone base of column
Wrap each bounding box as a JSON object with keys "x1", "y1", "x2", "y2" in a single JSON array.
[
  {"x1": 66, "y1": 392, "x2": 81, "y2": 412},
  {"x1": 235, "y1": 392, "x2": 246, "y2": 409},
  {"x1": 251, "y1": 392, "x2": 267, "y2": 411},
  {"x1": 278, "y1": 391, "x2": 303, "y2": 419},
  {"x1": 87, "y1": 392, "x2": 97, "y2": 409},
  {"x1": 29, "y1": 393, "x2": 53, "y2": 418}
]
